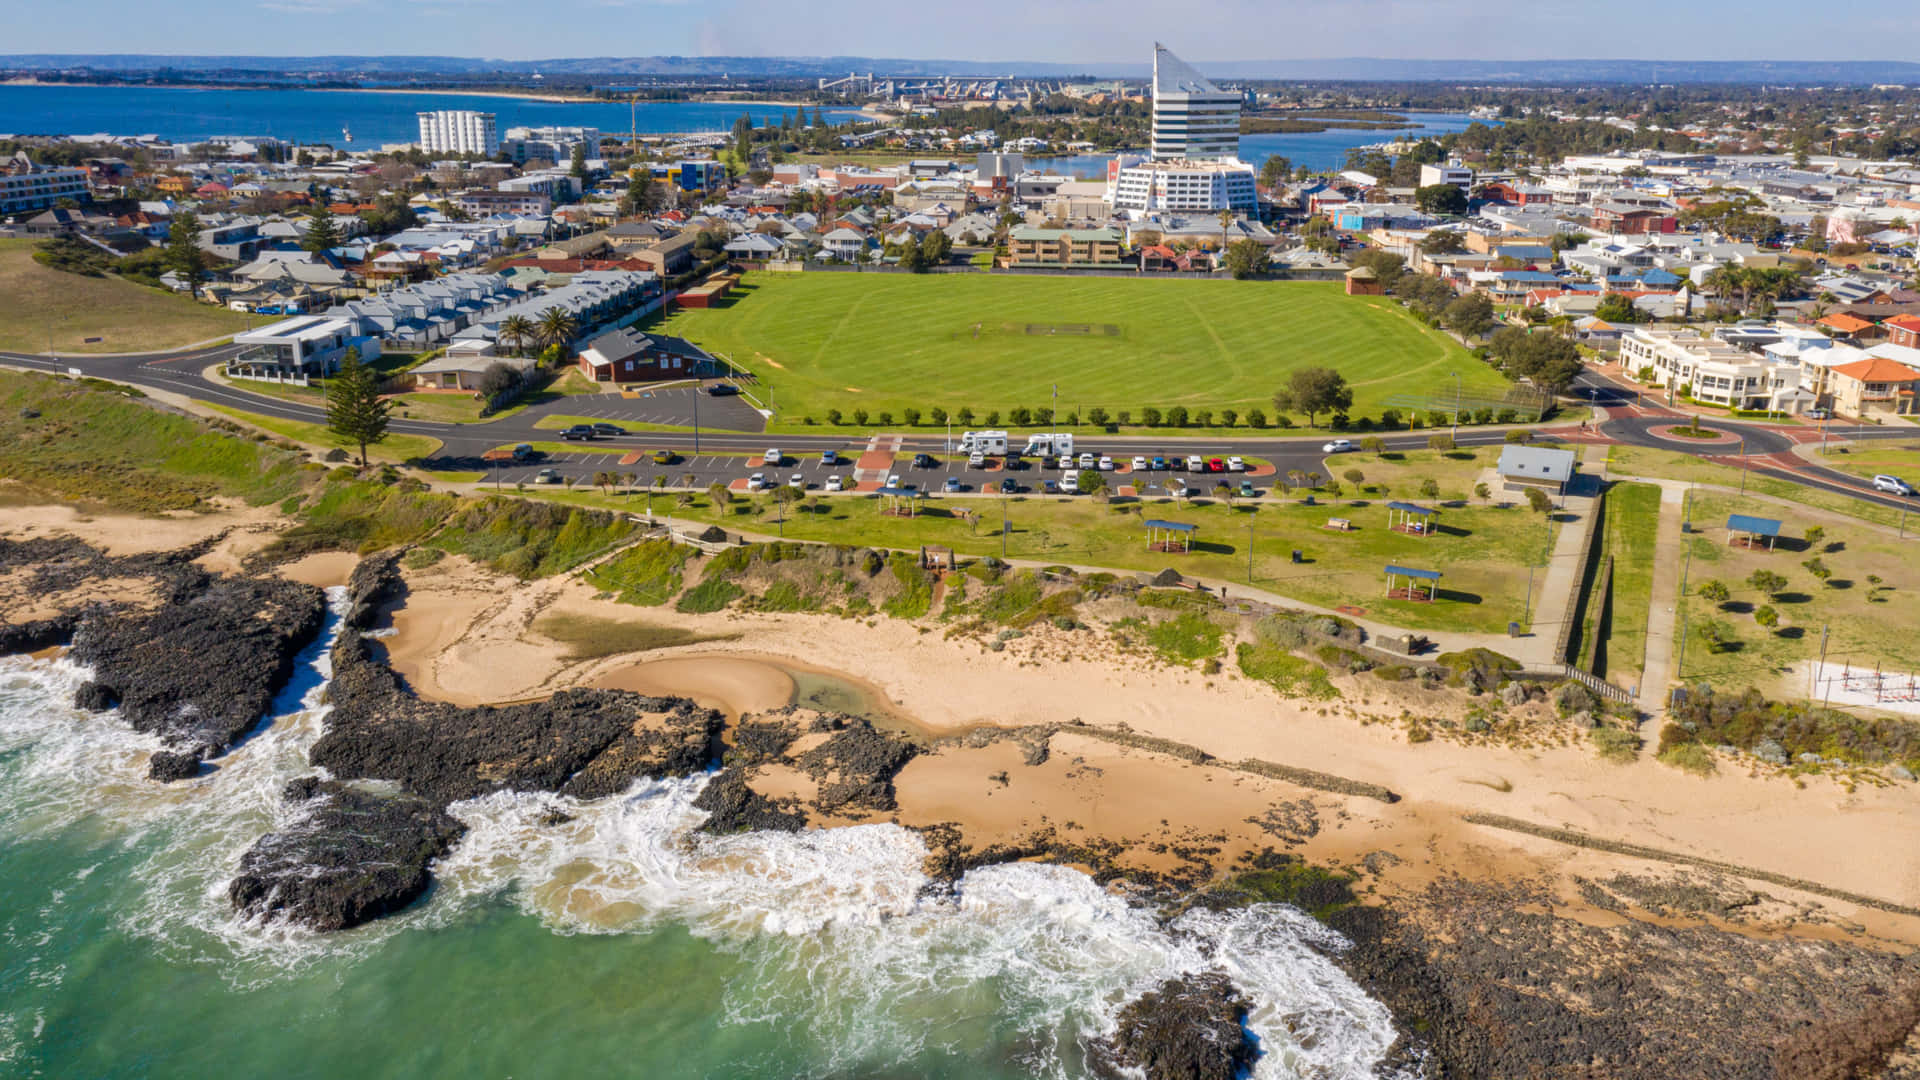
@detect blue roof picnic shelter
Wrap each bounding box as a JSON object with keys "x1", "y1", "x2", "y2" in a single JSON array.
[
  {"x1": 1383, "y1": 564, "x2": 1442, "y2": 602},
  {"x1": 1726, "y1": 513, "x2": 1782, "y2": 550},
  {"x1": 1144, "y1": 519, "x2": 1197, "y2": 554},
  {"x1": 878, "y1": 486, "x2": 929, "y2": 517},
  {"x1": 1386, "y1": 501, "x2": 1437, "y2": 537}
]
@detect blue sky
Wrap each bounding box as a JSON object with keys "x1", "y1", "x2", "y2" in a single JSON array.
[{"x1": 10, "y1": 0, "x2": 1920, "y2": 62}]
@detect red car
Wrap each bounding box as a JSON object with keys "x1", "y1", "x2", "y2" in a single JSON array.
[{"x1": 1207, "y1": 457, "x2": 1227, "y2": 473}]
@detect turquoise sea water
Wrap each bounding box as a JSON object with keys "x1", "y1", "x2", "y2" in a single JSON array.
[{"x1": 0, "y1": 591, "x2": 1405, "y2": 1079}]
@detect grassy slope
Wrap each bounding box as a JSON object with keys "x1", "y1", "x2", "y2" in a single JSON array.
[
  {"x1": 539, "y1": 486, "x2": 1554, "y2": 633},
  {"x1": 1675, "y1": 489, "x2": 1920, "y2": 693},
  {"x1": 652, "y1": 272, "x2": 1502, "y2": 428},
  {"x1": 1606, "y1": 444, "x2": 1911, "y2": 530},
  {"x1": 1813, "y1": 442, "x2": 1920, "y2": 487},
  {"x1": 208, "y1": 405, "x2": 442, "y2": 463},
  {"x1": 0, "y1": 239, "x2": 250, "y2": 354},
  {"x1": 0, "y1": 370, "x2": 309, "y2": 511},
  {"x1": 1592, "y1": 482, "x2": 1661, "y2": 687}
]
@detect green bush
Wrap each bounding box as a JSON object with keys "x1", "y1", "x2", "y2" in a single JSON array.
[
  {"x1": 1657, "y1": 741, "x2": 1716, "y2": 776},
  {"x1": 598, "y1": 539, "x2": 695, "y2": 606},
  {"x1": 676, "y1": 579, "x2": 744, "y2": 613},
  {"x1": 882, "y1": 553, "x2": 934, "y2": 619},
  {"x1": 1118, "y1": 610, "x2": 1227, "y2": 665},
  {"x1": 1236, "y1": 642, "x2": 1339, "y2": 700},
  {"x1": 1590, "y1": 726, "x2": 1641, "y2": 764}
]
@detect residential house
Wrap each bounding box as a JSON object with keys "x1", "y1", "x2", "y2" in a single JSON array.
[
  {"x1": 1588, "y1": 201, "x2": 1677, "y2": 235},
  {"x1": 1826, "y1": 355, "x2": 1920, "y2": 418},
  {"x1": 820, "y1": 227, "x2": 870, "y2": 261},
  {"x1": 229, "y1": 316, "x2": 378, "y2": 380},
  {"x1": 410, "y1": 343, "x2": 537, "y2": 391},
  {"x1": 1619, "y1": 326, "x2": 1812, "y2": 412},
  {"x1": 455, "y1": 189, "x2": 552, "y2": 217},
  {"x1": 1882, "y1": 314, "x2": 1920, "y2": 349},
  {"x1": 1816, "y1": 312, "x2": 1883, "y2": 342},
  {"x1": 629, "y1": 231, "x2": 701, "y2": 277}
]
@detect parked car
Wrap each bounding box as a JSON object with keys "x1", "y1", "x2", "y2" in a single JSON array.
[
  {"x1": 820, "y1": 450, "x2": 839, "y2": 466},
  {"x1": 1207, "y1": 457, "x2": 1227, "y2": 473},
  {"x1": 706, "y1": 383, "x2": 739, "y2": 396},
  {"x1": 1873, "y1": 475, "x2": 1916, "y2": 496},
  {"x1": 1098, "y1": 456, "x2": 1115, "y2": 471},
  {"x1": 534, "y1": 468, "x2": 562, "y2": 484},
  {"x1": 1228, "y1": 456, "x2": 1245, "y2": 472},
  {"x1": 968, "y1": 452, "x2": 986, "y2": 467},
  {"x1": 825, "y1": 475, "x2": 845, "y2": 492},
  {"x1": 1323, "y1": 439, "x2": 1354, "y2": 454},
  {"x1": 1043, "y1": 479, "x2": 1061, "y2": 494},
  {"x1": 788, "y1": 473, "x2": 805, "y2": 489},
  {"x1": 1078, "y1": 452, "x2": 1097, "y2": 469},
  {"x1": 887, "y1": 473, "x2": 902, "y2": 488},
  {"x1": 1806, "y1": 409, "x2": 1830, "y2": 420},
  {"x1": 1130, "y1": 456, "x2": 1147, "y2": 471},
  {"x1": 591, "y1": 423, "x2": 625, "y2": 437},
  {"x1": 1151, "y1": 456, "x2": 1167, "y2": 471},
  {"x1": 913, "y1": 452, "x2": 936, "y2": 468},
  {"x1": 511, "y1": 443, "x2": 534, "y2": 462},
  {"x1": 1061, "y1": 472, "x2": 1080, "y2": 493},
  {"x1": 651, "y1": 449, "x2": 676, "y2": 465},
  {"x1": 1185, "y1": 455, "x2": 1204, "y2": 472},
  {"x1": 747, "y1": 473, "x2": 767, "y2": 490},
  {"x1": 560, "y1": 425, "x2": 597, "y2": 441},
  {"x1": 763, "y1": 448, "x2": 782, "y2": 466},
  {"x1": 944, "y1": 477, "x2": 964, "y2": 492},
  {"x1": 1239, "y1": 480, "x2": 1258, "y2": 498},
  {"x1": 999, "y1": 477, "x2": 1019, "y2": 494}
]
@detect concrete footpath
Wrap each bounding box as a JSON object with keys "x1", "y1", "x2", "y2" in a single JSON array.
[
  {"x1": 1636, "y1": 480, "x2": 1690, "y2": 715},
  {"x1": 1525, "y1": 454, "x2": 1606, "y2": 664}
]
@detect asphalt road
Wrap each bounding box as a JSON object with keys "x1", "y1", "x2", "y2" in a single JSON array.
[{"x1": 6, "y1": 345, "x2": 1918, "y2": 513}]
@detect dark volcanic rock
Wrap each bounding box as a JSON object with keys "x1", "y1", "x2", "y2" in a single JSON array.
[
  {"x1": 69, "y1": 573, "x2": 327, "y2": 758},
  {"x1": 343, "y1": 550, "x2": 405, "y2": 631},
  {"x1": 146, "y1": 750, "x2": 202, "y2": 782},
  {"x1": 72, "y1": 680, "x2": 118, "y2": 712},
  {"x1": 0, "y1": 615, "x2": 75, "y2": 656},
  {"x1": 1089, "y1": 972, "x2": 1255, "y2": 1080},
  {"x1": 792, "y1": 715, "x2": 918, "y2": 814},
  {"x1": 309, "y1": 630, "x2": 723, "y2": 806},
  {"x1": 229, "y1": 777, "x2": 467, "y2": 932},
  {"x1": 693, "y1": 767, "x2": 807, "y2": 834}
]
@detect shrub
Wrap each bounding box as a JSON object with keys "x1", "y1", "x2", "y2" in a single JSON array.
[
  {"x1": 1804, "y1": 525, "x2": 1825, "y2": 549},
  {"x1": 985, "y1": 411, "x2": 1000, "y2": 426},
  {"x1": 1748, "y1": 569, "x2": 1788, "y2": 596},
  {"x1": 1474, "y1": 482, "x2": 1490, "y2": 501},
  {"x1": 1657, "y1": 741, "x2": 1716, "y2": 776},
  {"x1": 902, "y1": 407, "x2": 922, "y2": 426},
  {"x1": 877, "y1": 411, "x2": 893, "y2": 426},
  {"x1": 825, "y1": 408, "x2": 843, "y2": 426},
  {"x1": 1379, "y1": 409, "x2": 1402, "y2": 430},
  {"x1": 1140, "y1": 406, "x2": 1163, "y2": 427},
  {"x1": 1087, "y1": 406, "x2": 1109, "y2": 427},
  {"x1": 1273, "y1": 414, "x2": 1293, "y2": 429},
  {"x1": 1167, "y1": 405, "x2": 1190, "y2": 427},
  {"x1": 1495, "y1": 408, "x2": 1517, "y2": 424},
  {"x1": 1427, "y1": 410, "x2": 1448, "y2": 428},
  {"x1": 1591, "y1": 726, "x2": 1641, "y2": 764},
  {"x1": 1802, "y1": 557, "x2": 1831, "y2": 582},
  {"x1": 929, "y1": 407, "x2": 947, "y2": 425},
  {"x1": 1697, "y1": 579, "x2": 1729, "y2": 603},
  {"x1": 1694, "y1": 618, "x2": 1737, "y2": 653},
  {"x1": 1009, "y1": 406, "x2": 1032, "y2": 426},
  {"x1": 1245, "y1": 408, "x2": 1266, "y2": 428},
  {"x1": 1473, "y1": 408, "x2": 1494, "y2": 424},
  {"x1": 676, "y1": 579, "x2": 744, "y2": 613},
  {"x1": 852, "y1": 409, "x2": 869, "y2": 426},
  {"x1": 1359, "y1": 436, "x2": 1386, "y2": 455},
  {"x1": 1115, "y1": 410, "x2": 1131, "y2": 425},
  {"x1": 1504, "y1": 428, "x2": 1532, "y2": 444},
  {"x1": 1427, "y1": 433, "x2": 1455, "y2": 451},
  {"x1": 1219, "y1": 408, "x2": 1237, "y2": 428},
  {"x1": 1754, "y1": 604, "x2": 1779, "y2": 628},
  {"x1": 1342, "y1": 468, "x2": 1365, "y2": 486},
  {"x1": 1329, "y1": 413, "x2": 1349, "y2": 431}
]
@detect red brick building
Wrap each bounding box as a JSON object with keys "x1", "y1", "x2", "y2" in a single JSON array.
[{"x1": 576, "y1": 326, "x2": 715, "y2": 384}]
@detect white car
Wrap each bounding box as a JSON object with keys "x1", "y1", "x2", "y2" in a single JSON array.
[
  {"x1": 1228, "y1": 456, "x2": 1245, "y2": 472},
  {"x1": 1186, "y1": 455, "x2": 1205, "y2": 472},
  {"x1": 762, "y1": 448, "x2": 782, "y2": 466},
  {"x1": 747, "y1": 472, "x2": 767, "y2": 490},
  {"x1": 825, "y1": 475, "x2": 844, "y2": 492},
  {"x1": 788, "y1": 473, "x2": 805, "y2": 489},
  {"x1": 1098, "y1": 455, "x2": 1114, "y2": 471},
  {"x1": 1322, "y1": 439, "x2": 1354, "y2": 454},
  {"x1": 1061, "y1": 472, "x2": 1080, "y2": 493},
  {"x1": 1078, "y1": 452, "x2": 1097, "y2": 469},
  {"x1": 968, "y1": 452, "x2": 986, "y2": 467},
  {"x1": 1131, "y1": 456, "x2": 1148, "y2": 471},
  {"x1": 1873, "y1": 474, "x2": 1915, "y2": 496},
  {"x1": 887, "y1": 473, "x2": 902, "y2": 488}
]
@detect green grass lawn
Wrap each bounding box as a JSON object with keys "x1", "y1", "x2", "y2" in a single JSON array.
[
  {"x1": 215, "y1": 363, "x2": 600, "y2": 425},
  {"x1": 0, "y1": 238, "x2": 251, "y2": 354},
  {"x1": 1813, "y1": 441, "x2": 1920, "y2": 487},
  {"x1": 1323, "y1": 447, "x2": 1496, "y2": 502},
  {"x1": 532, "y1": 414, "x2": 700, "y2": 434},
  {"x1": 0, "y1": 371, "x2": 309, "y2": 511},
  {"x1": 1606, "y1": 444, "x2": 1912, "y2": 530},
  {"x1": 651, "y1": 272, "x2": 1501, "y2": 432},
  {"x1": 1674, "y1": 490, "x2": 1920, "y2": 696},
  {"x1": 539, "y1": 486, "x2": 1557, "y2": 634},
  {"x1": 208, "y1": 405, "x2": 443, "y2": 463},
  {"x1": 1571, "y1": 481, "x2": 1661, "y2": 688}
]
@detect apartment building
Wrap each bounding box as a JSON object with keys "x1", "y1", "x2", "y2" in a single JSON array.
[
  {"x1": 1149, "y1": 44, "x2": 1240, "y2": 160},
  {"x1": 418, "y1": 110, "x2": 500, "y2": 157},
  {"x1": 1, "y1": 152, "x2": 90, "y2": 216},
  {"x1": 1007, "y1": 225, "x2": 1127, "y2": 268},
  {"x1": 1620, "y1": 326, "x2": 1813, "y2": 412}
]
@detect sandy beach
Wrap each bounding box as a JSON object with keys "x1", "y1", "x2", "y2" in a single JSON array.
[{"x1": 370, "y1": 553, "x2": 1920, "y2": 946}]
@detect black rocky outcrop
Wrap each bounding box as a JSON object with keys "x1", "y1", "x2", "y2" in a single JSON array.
[
  {"x1": 309, "y1": 630, "x2": 724, "y2": 807},
  {"x1": 147, "y1": 750, "x2": 203, "y2": 782},
  {"x1": 792, "y1": 714, "x2": 918, "y2": 814},
  {"x1": 228, "y1": 777, "x2": 467, "y2": 932},
  {"x1": 693, "y1": 767, "x2": 807, "y2": 834},
  {"x1": 1089, "y1": 972, "x2": 1256, "y2": 1080},
  {"x1": 343, "y1": 550, "x2": 405, "y2": 631},
  {"x1": 0, "y1": 615, "x2": 76, "y2": 656},
  {"x1": 69, "y1": 573, "x2": 327, "y2": 758}
]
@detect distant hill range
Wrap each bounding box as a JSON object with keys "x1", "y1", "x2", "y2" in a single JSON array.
[{"x1": 6, "y1": 54, "x2": 1920, "y2": 85}]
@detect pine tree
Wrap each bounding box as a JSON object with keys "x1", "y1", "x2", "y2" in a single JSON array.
[
  {"x1": 569, "y1": 142, "x2": 588, "y2": 182},
  {"x1": 326, "y1": 349, "x2": 391, "y2": 468},
  {"x1": 165, "y1": 210, "x2": 205, "y2": 284},
  {"x1": 302, "y1": 204, "x2": 340, "y2": 254}
]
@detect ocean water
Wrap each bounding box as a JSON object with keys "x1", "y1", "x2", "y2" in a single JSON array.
[
  {"x1": 0, "y1": 85, "x2": 861, "y2": 148},
  {"x1": 1033, "y1": 112, "x2": 1492, "y2": 177},
  {"x1": 0, "y1": 588, "x2": 1405, "y2": 1079}
]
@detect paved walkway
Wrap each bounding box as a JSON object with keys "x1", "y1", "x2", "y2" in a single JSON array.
[
  {"x1": 1636, "y1": 479, "x2": 1690, "y2": 715},
  {"x1": 1525, "y1": 456, "x2": 1606, "y2": 665}
]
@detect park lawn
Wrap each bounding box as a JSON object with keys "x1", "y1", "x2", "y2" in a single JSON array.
[
  {"x1": 1321, "y1": 447, "x2": 1497, "y2": 503},
  {"x1": 389, "y1": 392, "x2": 489, "y2": 423},
  {"x1": 208, "y1": 405, "x2": 442, "y2": 463},
  {"x1": 0, "y1": 239, "x2": 252, "y2": 355},
  {"x1": 1606, "y1": 444, "x2": 1910, "y2": 530},
  {"x1": 1674, "y1": 490, "x2": 1920, "y2": 696},
  {"x1": 650, "y1": 272, "x2": 1501, "y2": 432},
  {"x1": 1812, "y1": 441, "x2": 1920, "y2": 486},
  {"x1": 1575, "y1": 481, "x2": 1661, "y2": 689},
  {"x1": 536, "y1": 486, "x2": 1557, "y2": 634}
]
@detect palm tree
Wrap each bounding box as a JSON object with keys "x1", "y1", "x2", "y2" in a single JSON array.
[
  {"x1": 498, "y1": 314, "x2": 536, "y2": 357},
  {"x1": 536, "y1": 306, "x2": 578, "y2": 352}
]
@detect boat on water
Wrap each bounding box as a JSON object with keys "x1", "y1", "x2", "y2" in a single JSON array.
[{"x1": 342, "y1": 124, "x2": 353, "y2": 143}]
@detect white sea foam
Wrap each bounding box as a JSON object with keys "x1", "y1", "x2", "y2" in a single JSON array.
[{"x1": 0, "y1": 583, "x2": 1410, "y2": 1076}]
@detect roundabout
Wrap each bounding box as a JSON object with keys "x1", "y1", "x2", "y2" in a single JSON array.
[{"x1": 1648, "y1": 422, "x2": 1743, "y2": 444}]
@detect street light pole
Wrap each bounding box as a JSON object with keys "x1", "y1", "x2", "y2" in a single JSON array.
[
  {"x1": 1247, "y1": 508, "x2": 1256, "y2": 583},
  {"x1": 1739, "y1": 437, "x2": 1748, "y2": 495},
  {"x1": 1449, "y1": 371, "x2": 1461, "y2": 439}
]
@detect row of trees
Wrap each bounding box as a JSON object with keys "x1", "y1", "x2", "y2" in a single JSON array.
[{"x1": 817, "y1": 404, "x2": 1279, "y2": 430}]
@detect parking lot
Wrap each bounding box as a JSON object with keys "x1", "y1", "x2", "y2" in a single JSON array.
[{"x1": 548, "y1": 383, "x2": 769, "y2": 432}]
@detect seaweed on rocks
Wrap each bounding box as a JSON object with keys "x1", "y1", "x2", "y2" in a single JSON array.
[
  {"x1": 1087, "y1": 972, "x2": 1256, "y2": 1080},
  {"x1": 228, "y1": 777, "x2": 467, "y2": 932},
  {"x1": 69, "y1": 573, "x2": 327, "y2": 758},
  {"x1": 309, "y1": 630, "x2": 725, "y2": 807}
]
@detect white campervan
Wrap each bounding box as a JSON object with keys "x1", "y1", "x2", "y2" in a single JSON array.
[
  {"x1": 957, "y1": 430, "x2": 1009, "y2": 455},
  {"x1": 1023, "y1": 432, "x2": 1075, "y2": 457}
]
